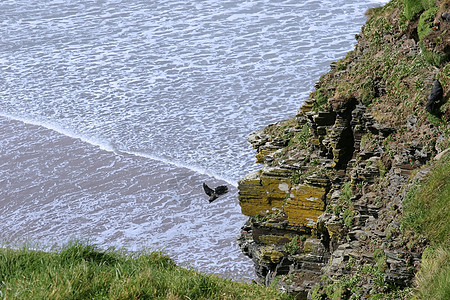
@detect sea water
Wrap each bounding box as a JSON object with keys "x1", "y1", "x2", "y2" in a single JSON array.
[{"x1": 0, "y1": 0, "x2": 388, "y2": 280}]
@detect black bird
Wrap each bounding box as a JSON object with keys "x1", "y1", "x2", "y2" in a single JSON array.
[
  {"x1": 202, "y1": 183, "x2": 228, "y2": 203},
  {"x1": 426, "y1": 80, "x2": 443, "y2": 114}
]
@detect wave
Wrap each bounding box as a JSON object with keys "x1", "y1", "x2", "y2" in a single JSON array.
[
  {"x1": 0, "y1": 112, "x2": 238, "y2": 187},
  {"x1": 0, "y1": 112, "x2": 117, "y2": 151},
  {"x1": 123, "y1": 149, "x2": 238, "y2": 187}
]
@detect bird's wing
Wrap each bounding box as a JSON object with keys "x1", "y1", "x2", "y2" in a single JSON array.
[
  {"x1": 215, "y1": 185, "x2": 228, "y2": 195},
  {"x1": 203, "y1": 183, "x2": 214, "y2": 196},
  {"x1": 209, "y1": 194, "x2": 219, "y2": 203}
]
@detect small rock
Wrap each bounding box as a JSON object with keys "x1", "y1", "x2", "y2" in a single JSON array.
[
  {"x1": 406, "y1": 114, "x2": 417, "y2": 130},
  {"x1": 434, "y1": 148, "x2": 450, "y2": 161},
  {"x1": 426, "y1": 80, "x2": 443, "y2": 114}
]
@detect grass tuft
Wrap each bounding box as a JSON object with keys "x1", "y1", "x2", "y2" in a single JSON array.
[
  {"x1": 402, "y1": 152, "x2": 450, "y2": 245},
  {"x1": 403, "y1": 0, "x2": 437, "y2": 20},
  {"x1": 417, "y1": 7, "x2": 439, "y2": 40},
  {"x1": 0, "y1": 241, "x2": 292, "y2": 299},
  {"x1": 402, "y1": 151, "x2": 450, "y2": 299},
  {"x1": 413, "y1": 246, "x2": 450, "y2": 300}
]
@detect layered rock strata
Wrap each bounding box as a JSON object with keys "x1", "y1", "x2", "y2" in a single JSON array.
[{"x1": 237, "y1": 99, "x2": 440, "y2": 298}]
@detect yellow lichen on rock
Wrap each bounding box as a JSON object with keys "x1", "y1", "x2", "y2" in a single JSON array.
[
  {"x1": 257, "y1": 234, "x2": 291, "y2": 245},
  {"x1": 259, "y1": 246, "x2": 285, "y2": 264},
  {"x1": 303, "y1": 238, "x2": 325, "y2": 254},
  {"x1": 239, "y1": 167, "x2": 326, "y2": 228},
  {"x1": 255, "y1": 146, "x2": 279, "y2": 163},
  {"x1": 238, "y1": 168, "x2": 291, "y2": 216},
  {"x1": 284, "y1": 185, "x2": 326, "y2": 227}
]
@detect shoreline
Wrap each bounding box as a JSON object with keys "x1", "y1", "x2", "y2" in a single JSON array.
[{"x1": 0, "y1": 115, "x2": 254, "y2": 281}]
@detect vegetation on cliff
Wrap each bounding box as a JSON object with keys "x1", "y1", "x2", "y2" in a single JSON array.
[
  {"x1": 402, "y1": 151, "x2": 450, "y2": 299},
  {"x1": 0, "y1": 241, "x2": 291, "y2": 299},
  {"x1": 312, "y1": 0, "x2": 449, "y2": 146},
  {"x1": 237, "y1": 0, "x2": 449, "y2": 299}
]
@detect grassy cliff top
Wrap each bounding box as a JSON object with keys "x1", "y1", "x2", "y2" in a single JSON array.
[{"x1": 0, "y1": 241, "x2": 292, "y2": 299}]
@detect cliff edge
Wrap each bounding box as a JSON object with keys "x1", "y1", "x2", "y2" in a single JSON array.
[{"x1": 237, "y1": 0, "x2": 449, "y2": 299}]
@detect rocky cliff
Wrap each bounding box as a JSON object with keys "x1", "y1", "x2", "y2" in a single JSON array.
[{"x1": 237, "y1": 0, "x2": 449, "y2": 299}]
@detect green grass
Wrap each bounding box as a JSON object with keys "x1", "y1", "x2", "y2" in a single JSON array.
[
  {"x1": 402, "y1": 152, "x2": 450, "y2": 246},
  {"x1": 0, "y1": 241, "x2": 292, "y2": 300},
  {"x1": 284, "y1": 236, "x2": 302, "y2": 255},
  {"x1": 417, "y1": 7, "x2": 439, "y2": 40},
  {"x1": 403, "y1": 0, "x2": 436, "y2": 20},
  {"x1": 413, "y1": 246, "x2": 450, "y2": 300},
  {"x1": 402, "y1": 151, "x2": 450, "y2": 299},
  {"x1": 287, "y1": 124, "x2": 311, "y2": 149},
  {"x1": 312, "y1": 87, "x2": 329, "y2": 111}
]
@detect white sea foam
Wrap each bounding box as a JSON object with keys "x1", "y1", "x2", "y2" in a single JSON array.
[
  {"x1": 125, "y1": 149, "x2": 238, "y2": 187},
  {"x1": 0, "y1": 112, "x2": 116, "y2": 152},
  {"x1": 0, "y1": 112, "x2": 237, "y2": 186}
]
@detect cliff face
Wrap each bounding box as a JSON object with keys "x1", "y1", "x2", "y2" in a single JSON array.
[{"x1": 237, "y1": 0, "x2": 449, "y2": 299}]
